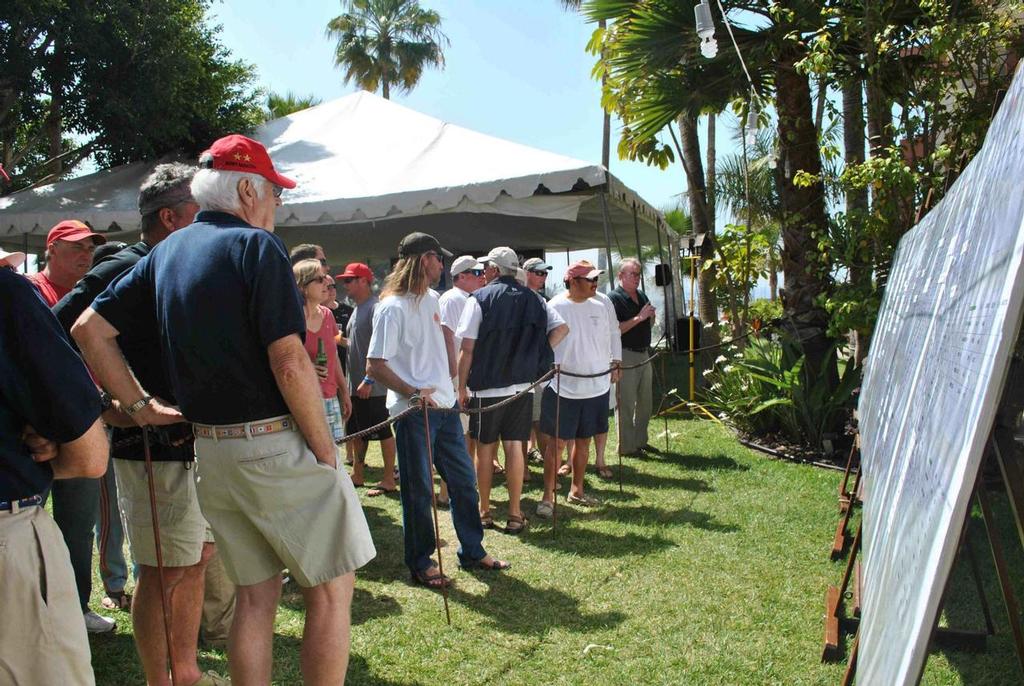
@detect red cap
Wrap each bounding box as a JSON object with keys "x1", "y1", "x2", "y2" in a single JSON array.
[
  {"x1": 47, "y1": 220, "x2": 107, "y2": 247},
  {"x1": 338, "y1": 263, "x2": 373, "y2": 281},
  {"x1": 565, "y1": 260, "x2": 604, "y2": 281},
  {"x1": 199, "y1": 134, "x2": 296, "y2": 189}
]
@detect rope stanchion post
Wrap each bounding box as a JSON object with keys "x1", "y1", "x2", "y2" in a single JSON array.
[
  {"x1": 614, "y1": 368, "x2": 623, "y2": 494},
  {"x1": 419, "y1": 402, "x2": 452, "y2": 626},
  {"x1": 142, "y1": 429, "x2": 177, "y2": 685},
  {"x1": 552, "y1": 364, "x2": 561, "y2": 531}
]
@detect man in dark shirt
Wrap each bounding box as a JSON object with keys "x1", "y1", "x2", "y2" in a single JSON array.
[
  {"x1": 0, "y1": 266, "x2": 109, "y2": 684},
  {"x1": 58, "y1": 162, "x2": 232, "y2": 686},
  {"x1": 608, "y1": 258, "x2": 657, "y2": 456},
  {"x1": 74, "y1": 134, "x2": 374, "y2": 684}
]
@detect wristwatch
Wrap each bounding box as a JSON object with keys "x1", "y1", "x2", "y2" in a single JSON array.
[
  {"x1": 99, "y1": 391, "x2": 113, "y2": 412},
  {"x1": 409, "y1": 389, "x2": 421, "y2": 407},
  {"x1": 125, "y1": 395, "x2": 154, "y2": 417}
]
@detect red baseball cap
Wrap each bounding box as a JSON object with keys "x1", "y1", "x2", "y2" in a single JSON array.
[
  {"x1": 565, "y1": 260, "x2": 604, "y2": 281},
  {"x1": 46, "y1": 220, "x2": 107, "y2": 247},
  {"x1": 338, "y1": 263, "x2": 373, "y2": 281},
  {"x1": 199, "y1": 134, "x2": 296, "y2": 189}
]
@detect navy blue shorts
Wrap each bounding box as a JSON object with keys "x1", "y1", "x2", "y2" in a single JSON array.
[{"x1": 539, "y1": 387, "x2": 609, "y2": 440}]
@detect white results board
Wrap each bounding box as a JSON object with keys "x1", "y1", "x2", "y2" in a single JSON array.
[{"x1": 857, "y1": 64, "x2": 1024, "y2": 684}]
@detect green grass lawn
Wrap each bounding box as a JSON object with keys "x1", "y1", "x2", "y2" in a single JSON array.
[{"x1": 85, "y1": 417, "x2": 1024, "y2": 685}]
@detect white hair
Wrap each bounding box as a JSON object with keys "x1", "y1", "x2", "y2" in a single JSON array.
[
  {"x1": 498, "y1": 264, "x2": 518, "y2": 278},
  {"x1": 190, "y1": 169, "x2": 270, "y2": 213},
  {"x1": 619, "y1": 257, "x2": 642, "y2": 274}
]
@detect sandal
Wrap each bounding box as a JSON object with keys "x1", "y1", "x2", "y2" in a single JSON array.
[
  {"x1": 101, "y1": 590, "x2": 132, "y2": 611},
  {"x1": 411, "y1": 566, "x2": 452, "y2": 589},
  {"x1": 557, "y1": 462, "x2": 571, "y2": 476},
  {"x1": 492, "y1": 460, "x2": 505, "y2": 475},
  {"x1": 567, "y1": 492, "x2": 601, "y2": 507},
  {"x1": 504, "y1": 514, "x2": 528, "y2": 535},
  {"x1": 460, "y1": 556, "x2": 512, "y2": 572},
  {"x1": 596, "y1": 465, "x2": 614, "y2": 480},
  {"x1": 366, "y1": 483, "x2": 398, "y2": 497},
  {"x1": 480, "y1": 511, "x2": 495, "y2": 529}
]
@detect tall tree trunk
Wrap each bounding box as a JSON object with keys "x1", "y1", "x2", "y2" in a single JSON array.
[
  {"x1": 44, "y1": 32, "x2": 65, "y2": 179},
  {"x1": 775, "y1": 52, "x2": 837, "y2": 391},
  {"x1": 705, "y1": 114, "x2": 716, "y2": 227},
  {"x1": 676, "y1": 113, "x2": 720, "y2": 349},
  {"x1": 382, "y1": 79, "x2": 390, "y2": 100},
  {"x1": 843, "y1": 78, "x2": 870, "y2": 365}
]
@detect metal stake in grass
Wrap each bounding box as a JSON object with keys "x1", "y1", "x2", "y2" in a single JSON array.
[
  {"x1": 614, "y1": 366, "x2": 623, "y2": 494},
  {"x1": 420, "y1": 401, "x2": 452, "y2": 626},
  {"x1": 142, "y1": 429, "x2": 178, "y2": 684}
]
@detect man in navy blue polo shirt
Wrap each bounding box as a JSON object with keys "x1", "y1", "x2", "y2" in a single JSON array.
[
  {"x1": 1, "y1": 257, "x2": 109, "y2": 684},
  {"x1": 73, "y1": 134, "x2": 375, "y2": 685}
]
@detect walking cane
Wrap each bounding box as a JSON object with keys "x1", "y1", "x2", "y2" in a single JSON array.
[
  {"x1": 420, "y1": 402, "x2": 452, "y2": 626},
  {"x1": 142, "y1": 428, "x2": 177, "y2": 684}
]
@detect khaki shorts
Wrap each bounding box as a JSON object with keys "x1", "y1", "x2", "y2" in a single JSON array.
[
  {"x1": 194, "y1": 416, "x2": 376, "y2": 587},
  {"x1": 116, "y1": 459, "x2": 208, "y2": 567},
  {"x1": 0, "y1": 506, "x2": 94, "y2": 685}
]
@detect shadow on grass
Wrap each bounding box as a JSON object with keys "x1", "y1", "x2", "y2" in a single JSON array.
[
  {"x1": 447, "y1": 571, "x2": 626, "y2": 635},
  {"x1": 590, "y1": 464, "x2": 714, "y2": 493},
  {"x1": 598, "y1": 501, "x2": 740, "y2": 533},
  {"x1": 280, "y1": 585, "x2": 403, "y2": 627},
  {"x1": 270, "y1": 634, "x2": 419, "y2": 685},
  {"x1": 633, "y1": 450, "x2": 750, "y2": 472},
  {"x1": 90, "y1": 630, "x2": 229, "y2": 684},
  {"x1": 516, "y1": 514, "x2": 676, "y2": 558}
]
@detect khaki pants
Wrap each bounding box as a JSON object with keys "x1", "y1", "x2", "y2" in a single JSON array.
[
  {"x1": 616, "y1": 349, "x2": 653, "y2": 454},
  {"x1": 0, "y1": 506, "x2": 95, "y2": 685},
  {"x1": 200, "y1": 549, "x2": 236, "y2": 646}
]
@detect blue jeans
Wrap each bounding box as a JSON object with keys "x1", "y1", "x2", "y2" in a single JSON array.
[
  {"x1": 394, "y1": 406, "x2": 486, "y2": 574},
  {"x1": 97, "y1": 462, "x2": 130, "y2": 594}
]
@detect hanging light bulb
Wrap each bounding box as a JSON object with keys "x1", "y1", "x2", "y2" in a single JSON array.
[
  {"x1": 744, "y1": 102, "x2": 759, "y2": 145},
  {"x1": 694, "y1": 1, "x2": 718, "y2": 58}
]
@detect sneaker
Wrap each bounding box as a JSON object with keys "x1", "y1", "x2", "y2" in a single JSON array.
[
  {"x1": 535, "y1": 500, "x2": 554, "y2": 519},
  {"x1": 83, "y1": 610, "x2": 115, "y2": 633},
  {"x1": 527, "y1": 447, "x2": 544, "y2": 464}
]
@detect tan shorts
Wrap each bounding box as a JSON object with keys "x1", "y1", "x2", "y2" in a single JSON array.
[
  {"x1": 0, "y1": 506, "x2": 94, "y2": 685},
  {"x1": 115, "y1": 459, "x2": 208, "y2": 567},
  {"x1": 194, "y1": 416, "x2": 376, "y2": 587}
]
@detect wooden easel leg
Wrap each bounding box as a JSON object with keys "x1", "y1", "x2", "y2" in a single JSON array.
[
  {"x1": 977, "y1": 461, "x2": 1024, "y2": 677},
  {"x1": 824, "y1": 524, "x2": 862, "y2": 662},
  {"x1": 841, "y1": 635, "x2": 858, "y2": 686},
  {"x1": 962, "y1": 517, "x2": 997, "y2": 635}
]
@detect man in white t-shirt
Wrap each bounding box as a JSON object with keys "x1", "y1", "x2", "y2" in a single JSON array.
[
  {"x1": 367, "y1": 233, "x2": 510, "y2": 589},
  {"x1": 538, "y1": 260, "x2": 621, "y2": 516},
  {"x1": 456, "y1": 247, "x2": 568, "y2": 535},
  {"x1": 437, "y1": 255, "x2": 485, "y2": 505}
]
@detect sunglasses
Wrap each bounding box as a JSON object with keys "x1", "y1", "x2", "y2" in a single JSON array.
[
  {"x1": 529, "y1": 269, "x2": 549, "y2": 277},
  {"x1": 327, "y1": 284, "x2": 337, "y2": 290},
  {"x1": 305, "y1": 275, "x2": 328, "y2": 286},
  {"x1": 341, "y1": 277, "x2": 355, "y2": 284},
  {"x1": 272, "y1": 185, "x2": 284, "y2": 198},
  {"x1": 467, "y1": 269, "x2": 485, "y2": 277},
  {"x1": 575, "y1": 276, "x2": 600, "y2": 283}
]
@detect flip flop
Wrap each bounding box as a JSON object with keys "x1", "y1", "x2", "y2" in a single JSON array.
[
  {"x1": 366, "y1": 484, "x2": 398, "y2": 497},
  {"x1": 460, "y1": 557, "x2": 512, "y2": 571},
  {"x1": 557, "y1": 462, "x2": 571, "y2": 476},
  {"x1": 411, "y1": 566, "x2": 452, "y2": 589}
]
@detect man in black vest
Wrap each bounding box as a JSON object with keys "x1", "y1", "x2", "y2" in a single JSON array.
[{"x1": 456, "y1": 247, "x2": 568, "y2": 534}]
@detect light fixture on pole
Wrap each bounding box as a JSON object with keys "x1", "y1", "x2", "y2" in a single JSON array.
[
  {"x1": 745, "y1": 100, "x2": 760, "y2": 145},
  {"x1": 694, "y1": 0, "x2": 718, "y2": 58}
]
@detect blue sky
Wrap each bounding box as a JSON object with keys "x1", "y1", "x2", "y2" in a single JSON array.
[{"x1": 209, "y1": 0, "x2": 742, "y2": 216}]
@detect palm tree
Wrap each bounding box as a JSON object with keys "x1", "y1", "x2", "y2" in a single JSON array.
[
  {"x1": 265, "y1": 92, "x2": 323, "y2": 121},
  {"x1": 326, "y1": 0, "x2": 449, "y2": 100}
]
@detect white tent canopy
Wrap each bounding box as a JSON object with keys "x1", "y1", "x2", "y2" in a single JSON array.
[{"x1": 0, "y1": 91, "x2": 670, "y2": 261}]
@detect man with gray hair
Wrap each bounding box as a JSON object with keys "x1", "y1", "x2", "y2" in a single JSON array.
[
  {"x1": 55, "y1": 162, "x2": 233, "y2": 685},
  {"x1": 73, "y1": 134, "x2": 375, "y2": 684},
  {"x1": 456, "y1": 247, "x2": 567, "y2": 534}
]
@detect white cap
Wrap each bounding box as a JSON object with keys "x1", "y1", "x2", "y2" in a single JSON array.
[
  {"x1": 522, "y1": 257, "x2": 552, "y2": 272},
  {"x1": 480, "y1": 246, "x2": 519, "y2": 271},
  {"x1": 0, "y1": 249, "x2": 26, "y2": 270},
  {"x1": 450, "y1": 254, "x2": 484, "y2": 276}
]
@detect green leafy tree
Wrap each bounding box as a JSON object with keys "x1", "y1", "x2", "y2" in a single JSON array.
[
  {"x1": 0, "y1": 0, "x2": 264, "y2": 192},
  {"x1": 326, "y1": 0, "x2": 449, "y2": 100}
]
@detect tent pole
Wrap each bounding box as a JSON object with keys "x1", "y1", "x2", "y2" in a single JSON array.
[
  {"x1": 22, "y1": 232, "x2": 29, "y2": 274},
  {"x1": 656, "y1": 219, "x2": 672, "y2": 351},
  {"x1": 599, "y1": 190, "x2": 616, "y2": 289},
  {"x1": 632, "y1": 201, "x2": 646, "y2": 292}
]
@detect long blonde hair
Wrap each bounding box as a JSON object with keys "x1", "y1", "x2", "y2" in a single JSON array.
[{"x1": 381, "y1": 255, "x2": 429, "y2": 298}]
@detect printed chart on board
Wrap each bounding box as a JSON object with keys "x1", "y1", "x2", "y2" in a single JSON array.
[{"x1": 857, "y1": 64, "x2": 1024, "y2": 685}]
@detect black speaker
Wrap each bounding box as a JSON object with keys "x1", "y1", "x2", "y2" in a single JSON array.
[
  {"x1": 654, "y1": 263, "x2": 672, "y2": 286},
  {"x1": 674, "y1": 316, "x2": 702, "y2": 352}
]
